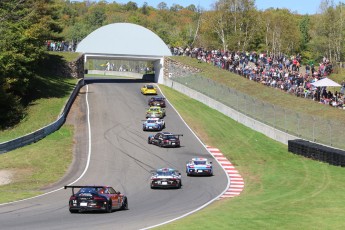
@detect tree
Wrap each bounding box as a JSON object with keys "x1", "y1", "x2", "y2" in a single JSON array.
[
  {"x1": 170, "y1": 4, "x2": 183, "y2": 12},
  {"x1": 186, "y1": 4, "x2": 197, "y2": 12},
  {"x1": 141, "y1": 2, "x2": 149, "y2": 15},
  {"x1": 157, "y1": 2, "x2": 168, "y2": 10},
  {"x1": 299, "y1": 15, "x2": 311, "y2": 51},
  {"x1": 0, "y1": 0, "x2": 62, "y2": 128},
  {"x1": 125, "y1": 1, "x2": 138, "y2": 11}
]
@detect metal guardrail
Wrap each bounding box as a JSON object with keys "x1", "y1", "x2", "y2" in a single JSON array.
[{"x1": 0, "y1": 79, "x2": 85, "y2": 154}]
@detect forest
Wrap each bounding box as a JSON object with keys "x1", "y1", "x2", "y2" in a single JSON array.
[{"x1": 0, "y1": 0, "x2": 344, "y2": 129}]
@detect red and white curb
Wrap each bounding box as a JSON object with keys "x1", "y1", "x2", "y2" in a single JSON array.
[{"x1": 206, "y1": 146, "x2": 244, "y2": 199}]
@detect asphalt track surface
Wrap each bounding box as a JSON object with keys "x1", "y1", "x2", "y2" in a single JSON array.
[{"x1": 0, "y1": 78, "x2": 228, "y2": 230}]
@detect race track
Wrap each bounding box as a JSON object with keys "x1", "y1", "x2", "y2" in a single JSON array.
[{"x1": 0, "y1": 78, "x2": 228, "y2": 230}]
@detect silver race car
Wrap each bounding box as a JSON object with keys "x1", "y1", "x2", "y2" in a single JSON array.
[{"x1": 150, "y1": 168, "x2": 182, "y2": 189}]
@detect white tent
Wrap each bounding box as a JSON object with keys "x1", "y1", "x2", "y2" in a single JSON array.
[{"x1": 311, "y1": 78, "x2": 341, "y2": 87}]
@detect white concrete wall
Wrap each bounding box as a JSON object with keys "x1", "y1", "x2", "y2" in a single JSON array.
[{"x1": 154, "y1": 58, "x2": 164, "y2": 84}]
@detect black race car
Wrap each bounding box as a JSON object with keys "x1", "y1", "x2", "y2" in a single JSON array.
[
  {"x1": 64, "y1": 185, "x2": 128, "y2": 213},
  {"x1": 148, "y1": 96, "x2": 166, "y2": 108},
  {"x1": 148, "y1": 132, "x2": 183, "y2": 148}
]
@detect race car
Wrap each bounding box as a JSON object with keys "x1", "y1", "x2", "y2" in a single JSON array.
[
  {"x1": 142, "y1": 118, "x2": 165, "y2": 131},
  {"x1": 150, "y1": 168, "x2": 182, "y2": 189},
  {"x1": 148, "y1": 132, "x2": 182, "y2": 147},
  {"x1": 186, "y1": 157, "x2": 213, "y2": 176},
  {"x1": 64, "y1": 185, "x2": 128, "y2": 213},
  {"x1": 141, "y1": 84, "x2": 157, "y2": 95},
  {"x1": 148, "y1": 96, "x2": 166, "y2": 107},
  {"x1": 146, "y1": 106, "x2": 166, "y2": 118}
]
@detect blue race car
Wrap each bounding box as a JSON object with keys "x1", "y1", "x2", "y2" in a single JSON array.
[
  {"x1": 142, "y1": 118, "x2": 165, "y2": 131},
  {"x1": 186, "y1": 157, "x2": 213, "y2": 176}
]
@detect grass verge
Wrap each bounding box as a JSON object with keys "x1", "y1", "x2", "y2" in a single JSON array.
[
  {"x1": 0, "y1": 51, "x2": 78, "y2": 142},
  {"x1": 157, "y1": 85, "x2": 345, "y2": 230},
  {"x1": 0, "y1": 78, "x2": 76, "y2": 143},
  {"x1": 0, "y1": 125, "x2": 73, "y2": 203}
]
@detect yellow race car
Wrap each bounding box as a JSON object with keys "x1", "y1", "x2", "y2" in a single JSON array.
[
  {"x1": 141, "y1": 84, "x2": 157, "y2": 95},
  {"x1": 146, "y1": 106, "x2": 166, "y2": 118}
]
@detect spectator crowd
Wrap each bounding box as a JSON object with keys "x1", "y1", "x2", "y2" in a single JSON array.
[
  {"x1": 170, "y1": 46, "x2": 345, "y2": 109},
  {"x1": 45, "y1": 40, "x2": 76, "y2": 52}
]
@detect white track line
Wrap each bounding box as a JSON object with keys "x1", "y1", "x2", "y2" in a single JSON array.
[{"x1": 0, "y1": 84, "x2": 93, "y2": 206}]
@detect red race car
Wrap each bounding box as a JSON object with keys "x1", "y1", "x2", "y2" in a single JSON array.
[
  {"x1": 148, "y1": 96, "x2": 166, "y2": 107},
  {"x1": 64, "y1": 185, "x2": 128, "y2": 213}
]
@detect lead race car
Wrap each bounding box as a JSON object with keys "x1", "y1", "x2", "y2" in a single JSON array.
[
  {"x1": 148, "y1": 132, "x2": 182, "y2": 148},
  {"x1": 150, "y1": 168, "x2": 182, "y2": 189},
  {"x1": 142, "y1": 118, "x2": 165, "y2": 131},
  {"x1": 186, "y1": 157, "x2": 213, "y2": 176},
  {"x1": 141, "y1": 84, "x2": 157, "y2": 95},
  {"x1": 64, "y1": 185, "x2": 128, "y2": 213}
]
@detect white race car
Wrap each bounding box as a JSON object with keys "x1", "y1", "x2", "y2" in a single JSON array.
[
  {"x1": 142, "y1": 118, "x2": 165, "y2": 131},
  {"x1": 186, "y1": 157, "x2": 213, "y2": 176}
]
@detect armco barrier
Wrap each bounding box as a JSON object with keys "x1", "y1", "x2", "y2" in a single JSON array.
[
  {"x1": 0, "y1": 79, "x2": 85, "y2": 154},
  {"x1": 288, "y1": 139, "x2": 345, "y2": 167}
]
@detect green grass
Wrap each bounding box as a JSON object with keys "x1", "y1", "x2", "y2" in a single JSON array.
[
  {"x1": 0, "y1": 125, "x2": 73, "y2": 203},
  {"x1": 157, "y1": 85, "x2": 345, "y2": 230},
  {"x1": 0, "y1": 78, "x2": 76, "y2": 142},
  {"x1": 0, "y1": 52, "x2": 77, "y2": 202},
  {"x1": 48, "y1": 51, "x2": 80, "y2": 62},
  {"x1": 0, "y1": 51, "x2": 78, "y2": 142}
]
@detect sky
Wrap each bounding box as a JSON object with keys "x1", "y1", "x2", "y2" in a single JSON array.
[{"x1": 76, "y1": 0, "x2": 345, "y2": 15}]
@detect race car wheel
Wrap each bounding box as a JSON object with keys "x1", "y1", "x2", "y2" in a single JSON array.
[
  {"x1": 178, "y1": 181, "x2": 182, "y2": 189},
  {"x1": 159, "y1": 141, "x2": 163, "y2": 147},
  {"x1": 69, "y1": 209, "x2": 78, "y2": 214},
  {"x1": 106, "y1": 200, "x2": 112, "y2": 213},
  {"x1": 121, "y1": 197, "x2": 128, "y2": 210},
  {"x1": 147, "y1": 138, "x2": 151, "y2": 144}
]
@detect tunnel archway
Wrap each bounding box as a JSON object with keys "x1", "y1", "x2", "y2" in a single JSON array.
[{"x1": 76, "y1": 23, "x2": 171, "y2": 83}]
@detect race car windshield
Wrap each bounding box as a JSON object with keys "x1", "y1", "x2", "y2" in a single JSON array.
[
  {"x1": 150, "y1": 108, "x2": 159, "y2": 112},
  {"x1": 194, "y1": 161, "x2": 207, "y2": 165},
  {"x1": 147, "y1": 120, "x2": 156, "y2": 123},
  {"x1": 157, "y1": 171, "x2": 174, "y2": 176},
  {"x1": 165, "y1": 135, "x2": 177, "y2": 140},
  {"x1": 78, "y1": 187, "x2": 97, "y2": 193},
  {"x1": 147, "y1": 85, "x2": 154, "y2": 89}
]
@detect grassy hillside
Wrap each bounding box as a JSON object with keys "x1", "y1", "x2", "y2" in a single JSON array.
[
  {"x1": 158, "y1": 85, "x2": 345, "y2": 230},
  {"x1": 0, "y1": 52, "x2": 79, "y2": 142}
]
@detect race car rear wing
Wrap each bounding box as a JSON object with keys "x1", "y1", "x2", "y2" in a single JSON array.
[{"x1": 64, "y1": 185, "x2": 105, "y2": 195}]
